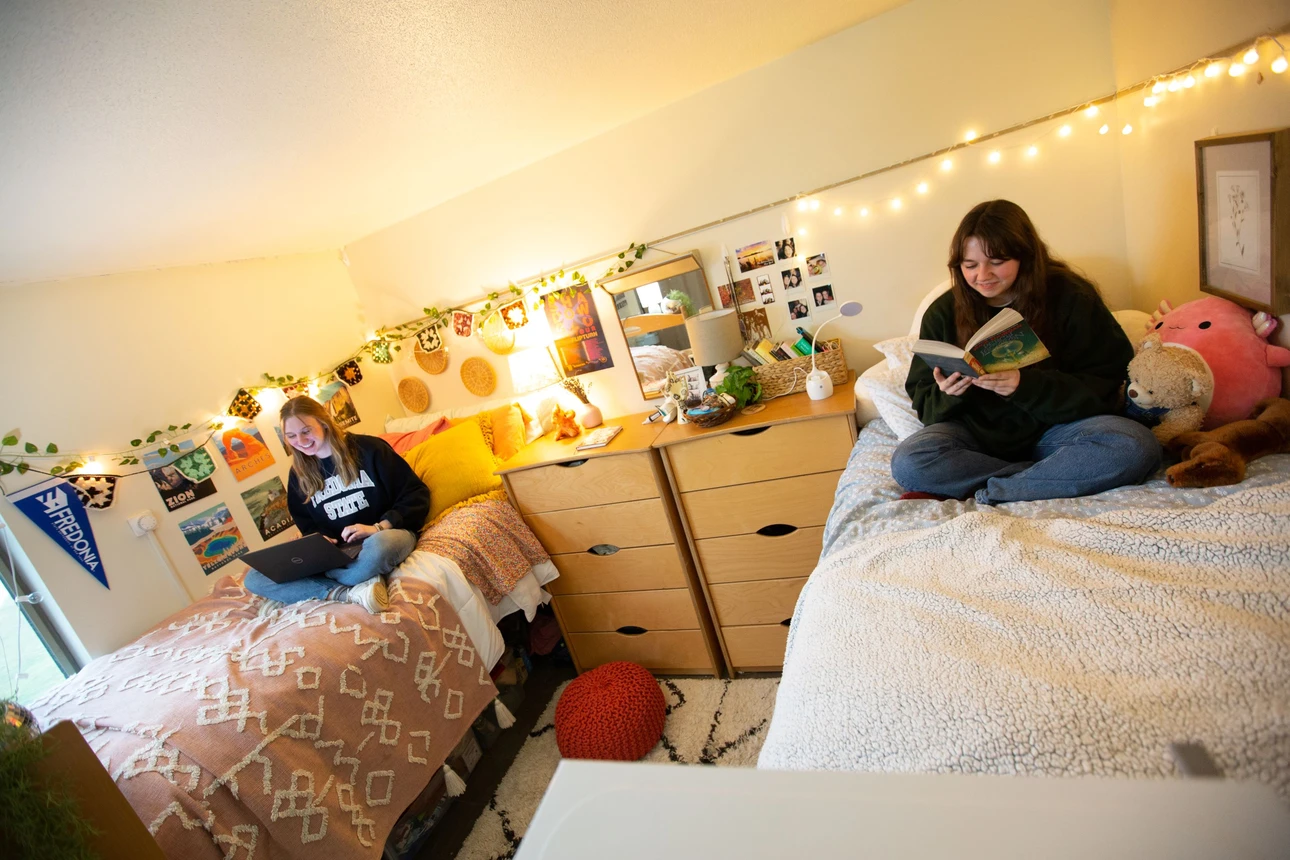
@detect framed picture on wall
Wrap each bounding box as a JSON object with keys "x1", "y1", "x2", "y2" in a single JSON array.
[{"x1": 1195, "y1": 129, "x2": 1289, "y2": 315}]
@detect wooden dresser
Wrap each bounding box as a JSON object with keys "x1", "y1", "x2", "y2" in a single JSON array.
[
  {"x1": 654, "y1": 381, "x2": 856, "y2": 673},
  {"x1": 496, "y1": 416, "x2": 721, "y2": 677}
]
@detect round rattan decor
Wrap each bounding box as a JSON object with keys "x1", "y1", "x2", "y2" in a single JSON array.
[
  {"x1": 397, "y1": 378, "x2": 431, "y2": 413},
  {"x1": 460, "y1": 357, "x2": 497, "y2": 397},
  {"x1": 414, "y1": 342, "x2": 450, "y2": 374},
  {"x1": 478, "y1": 310, "x2": 516, "y2": 355}
]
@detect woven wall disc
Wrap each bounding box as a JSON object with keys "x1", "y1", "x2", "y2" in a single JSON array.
[
  {"x1": 460, "y1": 357, "x2": 497, "y2": 397},
  {"x1": 398, "y1": 378, "x2": 431, "y2": 413},
  {"x1": 414, "y1": 342, "x2": 450, "y2": 374},
  {"x1": 478, "y1": 310, "x2": 516, "y2": 355}
]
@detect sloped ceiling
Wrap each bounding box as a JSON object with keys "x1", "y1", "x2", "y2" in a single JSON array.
[{"x1": 0, "y1": 0, "x2": 908, "y2": 285}]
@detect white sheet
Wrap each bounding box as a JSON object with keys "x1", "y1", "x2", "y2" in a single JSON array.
[{"x1": 397, "y1": 551, "x2": 556, "y2": 668}]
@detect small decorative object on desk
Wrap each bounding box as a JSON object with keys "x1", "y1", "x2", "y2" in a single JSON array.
[
  {"x1": 663, "y1": 370, "x2": 692, "y2": 424},
  {"x1": 686, "y1": 393, "x2": 737, "y2": 428},
  {"x1": 561, "y1": 377, "x2": 602, "y2": 428},
  {"x1": 754, "y1": 337, "x2": 847, "y2": 398},
  {"x1": 552, "y1": 405, "x2": 581, "y2": 440},
  {"x1": 576, "y1": 425, "x2": 623, "y2": 451}
]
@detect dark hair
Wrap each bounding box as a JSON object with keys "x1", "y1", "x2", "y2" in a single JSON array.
[{"x1": 947, "y1": 200, "x2": 1078, "y2": 347}]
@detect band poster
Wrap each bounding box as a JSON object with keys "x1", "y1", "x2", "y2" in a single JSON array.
[{"x1": 543, "y1": 284, "x2": 614, "y2": 377}]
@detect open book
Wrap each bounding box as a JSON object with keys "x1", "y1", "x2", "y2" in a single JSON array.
[
  {"x1": 575, "y1": 425, "x2": 623, "y2": 451},
  {"x1": 913, "y1": 308, "x2": 1050, "y2": 378}
]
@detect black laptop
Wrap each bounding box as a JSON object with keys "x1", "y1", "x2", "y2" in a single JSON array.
[{"x1": 241, "y1": 534, "x2": 362, "y2": 583}]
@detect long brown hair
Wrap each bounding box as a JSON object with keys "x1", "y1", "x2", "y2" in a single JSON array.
[
  {"x1": 280, "y1": 396, "x2": 361, "y2": 499},
  {"x1": 947, "y1": 200, "x2": 1077, "y2": 347}
]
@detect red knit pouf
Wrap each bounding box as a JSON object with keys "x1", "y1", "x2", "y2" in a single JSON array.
[{"x1": 555, "y1": 661, "x2": 666, "y2": 761}]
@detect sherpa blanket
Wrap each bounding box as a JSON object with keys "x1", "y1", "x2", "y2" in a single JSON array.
[
  {"x1": 31, "y1": 568, "x2": 497, "y2": 860},
  {"x1": 759, "y1": 469, "x2": 1290, "y2": 798},
  {"x1": 416, "y1": 499, "x2": 550, "y2": 605}
]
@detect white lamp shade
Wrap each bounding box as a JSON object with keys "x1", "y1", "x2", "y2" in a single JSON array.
[
  {"x1": 507, "y1": 347, "x2": 561, "y2": 394},
  {"x1": 686, "y1": 309, "x2": 744, "y2": 367}
]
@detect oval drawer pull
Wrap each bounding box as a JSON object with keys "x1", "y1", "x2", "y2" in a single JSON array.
[
  {"x1": 756, "y1": 524, "x2": 798, "y2": 537},
  {"x1": 588, "y1": 544, "x2": 620, "y2": 556},
  {"x1": 780, "y1": 618, "x2": 792, "y2": 628},
  {"x1": 732, "y1": 426, "x2": 770, "y2": 437},
  {"x1": 616, "y1": 626, "x2": 648, "y2": 636},
  {"x1": 558, "y1": 459, "x2": 589, "y2": 468}
]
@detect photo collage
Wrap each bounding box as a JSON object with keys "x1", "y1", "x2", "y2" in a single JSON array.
[{"x1": 719, "y1": 231, "x2": 839, "y2": 356}]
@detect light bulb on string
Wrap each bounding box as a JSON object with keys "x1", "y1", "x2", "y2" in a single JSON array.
[
  {"x1": 1205, "y1": 62, "x2": 1223, "y2": 77},
  {"x1": 81, "y1": 458, "x2": 102, "y2": 475},
  {"x1": 1183, "y1": 74, "x2": 1195, "y2": 87},
  {"x1": 1228, "y1": 63, "x2": 1246, "y2": 76},
  {"x1": 1099, "y1": 124, "x2": 1109, "y2": 135},
  {"x1": 1243, "y1": 47, "x2": 1259, "y2": 64},
  {"x1": 988, "y1": 150, "x2": 1001, "y2": 163},
  {"x1": 1151, "y1": 81, "x2": 1166, "y2": 94},
  {"x1": 1026, "y1": 145, "x2": 1038, "y2": 157},
  {"x1": 833, "y1": 207, "x2": 843, "y2": 216},
  {"x1": 1122, "y1": 124, "x2": 1133, "y2": 135},
  {"x1": 797, "y1": 227, "x2": 808, "y2": 237},
  {"x1": 965, "y1": 130, "x2": 977, "y2": 142},
  {"x1": 940, "y1": 158, "x2": 953, "y2": 171},
  {"x1": 890, "y1": 198, "x2": 902, "y2": 210},
  {"x1": 1167, "y1": 79, "x2": 1180, "y2": 91},
  {"x1": 860, "y1": 207, "x2": 870, "y2": 217},
  {"x1": 1084, "y1": 105, "x2": 1098, "y2": 117},
  {"x1": 797, "y1": 199, "x2": 809, "y2": 211},
  {"x1": 916, "y1": 182, "x2": 929, "y2": 194},
  {"x1": 1273, "y1": 56, "x2": 1288, "y2": 74},
  {"x1": 1144, "y1": 96, "x2": 1158, "y2": 107},
  {"x1": 1058, "y1": 124, "x2": 1071, "y2": 137},
  {"x1": 809, "y1": 199, "x2": 820, "y2": 211}
]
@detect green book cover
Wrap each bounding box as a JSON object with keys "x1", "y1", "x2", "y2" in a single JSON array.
[{"x1": 968, "y1": 316, "x2": 1050, "y2": 373}]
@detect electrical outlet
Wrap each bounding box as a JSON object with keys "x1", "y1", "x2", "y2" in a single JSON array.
[{"x1": 127, "y1": 510, "x2": 158, "y2": 536}]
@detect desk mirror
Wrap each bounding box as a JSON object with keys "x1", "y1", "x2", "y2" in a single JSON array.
[{"x1": 601, "y1": 252, "x2": 714, "y2": 400}]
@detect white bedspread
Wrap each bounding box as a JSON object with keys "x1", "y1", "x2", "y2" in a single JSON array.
[{"x1": 759, "y1": 467, "x2": 1290, "y2": 797}]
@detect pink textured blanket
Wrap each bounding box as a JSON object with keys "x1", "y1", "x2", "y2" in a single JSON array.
[
  {"x1": 416, "y1": 499, "x2": 550, "y2": 605},
  {"x1": 31, "y1": 570, "x2": 496, "y2": 860}
]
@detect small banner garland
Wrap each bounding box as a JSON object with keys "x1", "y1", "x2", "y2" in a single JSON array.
[
  {"x1": 66, "y1": 474, "x2": 119, "y2": 510},
  {"x1": 336, "y1": 360, "x2": 363, "y2": 385},
  {"x1": 173, "y1": 447, "x2": 218, "y2": 484}
]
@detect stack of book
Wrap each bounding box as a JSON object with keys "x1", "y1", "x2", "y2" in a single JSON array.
[{"x1": 742, "y1": 327, "x2": 834, "y2": 365}]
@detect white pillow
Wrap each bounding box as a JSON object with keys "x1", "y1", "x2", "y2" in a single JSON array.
[
  {"x1": 859, "y1": 353, "x2": 923, "y2": 440},
  {"x1": 385, "y1": 411, "x2": 445, "y2": 434},
  {"x1": 874, "y1": 334, "x2": 918, "y2": 373}
]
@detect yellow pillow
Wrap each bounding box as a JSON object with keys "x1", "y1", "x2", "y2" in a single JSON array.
[
  {"x1": 402, "y1": 420, "x2": 503, "y2": 522},
  {"x1": 447, "y1": 412, "x2": 494, "y2": 452},
  {"x1": 488, "y1": 403, "x2": 527, "y2": 461}
]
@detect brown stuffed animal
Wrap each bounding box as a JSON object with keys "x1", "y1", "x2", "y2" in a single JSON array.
[
  {"x1": 1165, "y1": 397, "x2": 1290, "y2": 487},
  {"x1": 552, "y1": 405, "x2": 581, "y2": 441}
]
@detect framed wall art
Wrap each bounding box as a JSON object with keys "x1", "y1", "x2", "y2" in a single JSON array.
[{"x1": 1195, "y1": 129, "x2": 1289, "y2": 315}]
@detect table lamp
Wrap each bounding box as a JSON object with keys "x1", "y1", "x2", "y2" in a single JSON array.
[
  {"x1": 807, "y1": 300, "x2": 862, "y2": 400},
  {"x1": 685, "y1": 309, "x2": 744, "y2": 387}
]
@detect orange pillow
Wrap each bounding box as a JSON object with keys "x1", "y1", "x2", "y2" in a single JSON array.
[{"x1": 488, "y1": 403, "x2": 527, "y2": 461}]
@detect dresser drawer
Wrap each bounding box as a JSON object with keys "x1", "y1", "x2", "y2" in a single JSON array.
[
  {"x1": 667, "y1": 416, "x2": 853, "y2": 492},
  {"x1": 555, "y1": 589, "x2": 699, "y2": 633},
  {"x1": 525, "y1": 498, "x2": 673, "y2": 554},
  {"x1": 682, "y1": 471, "x2": 843, "y2": 540},
  {"x1": 547, "y1": 545, "x2": 688, "y2": 595},
  {"x1": 567, "y1": 629, "x2": 712, "y2": 673},
  {"x1": 722, "y1": 623, "x2": 791, "y2": 670},
  {"x1": 507, "y1": 451, "x2": 658, "y2": 514},
  {"x1": 710, "y1": 577, "x2": 806, "y2": 627},
  {"x1": 695, "y1": 526, "x2": 824, "y2": 584}
]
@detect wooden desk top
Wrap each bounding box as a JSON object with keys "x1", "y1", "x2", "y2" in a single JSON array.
[
  {"x1": 653, "y1": 372, "x2": 856, "y2": 447},
  {"x1": 495, "y1": 412, "x2": 664, "y2": 474}
]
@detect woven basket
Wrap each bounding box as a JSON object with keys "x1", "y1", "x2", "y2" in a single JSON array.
[
  {"x1": 414, "y1": 343, "x2": 449, "y2": 374},
  {"x1": 753, "y1": 338, "x2": 847, "y2": 399},
  {"x1": 397, "y1": 378, "x2": 430, "y2": 413},
  {"x1": 685, "y1": 396, "x2": 737, "y2": 428},
  {"x1": 460, "y1": 357, "x2": 497, "y2": 397}
]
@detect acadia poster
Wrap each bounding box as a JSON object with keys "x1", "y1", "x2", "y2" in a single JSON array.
[
  {"x1": 241, "y1": 475, "x2": 294, "y2": 541},
  {"x1": 543, "y1": 284, "x2": 614, "y2": 377}
]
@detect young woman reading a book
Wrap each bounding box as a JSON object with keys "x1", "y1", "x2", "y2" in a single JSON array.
[
  {"x1": 892, "y1": 199, "x2": 1159, "y2": 504},
  {"x1": 242, "y1": 396, "x2": 430, "y2": 612}
]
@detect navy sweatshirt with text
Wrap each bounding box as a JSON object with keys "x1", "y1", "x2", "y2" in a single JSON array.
[{"x1": 285, "y1": 434, "x2": 430, "y2": 540}]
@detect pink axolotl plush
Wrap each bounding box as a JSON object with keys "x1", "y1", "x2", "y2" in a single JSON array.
[{"x1": 1147, "y1": 296, "x2": 1290, "y2": 428}]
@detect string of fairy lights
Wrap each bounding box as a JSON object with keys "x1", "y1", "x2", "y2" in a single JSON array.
[{"x1": 0, "y1": 29, "x2": 1285, "y2": 484}]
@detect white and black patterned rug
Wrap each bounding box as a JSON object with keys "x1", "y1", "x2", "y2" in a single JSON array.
[{"x1": 457, "y1": 677, "x2": 779, "y2": 859}]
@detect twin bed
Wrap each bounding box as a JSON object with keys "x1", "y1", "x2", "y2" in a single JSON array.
[{"x1": 759, "y1": 284, "x2": 1290, "y2": 801}]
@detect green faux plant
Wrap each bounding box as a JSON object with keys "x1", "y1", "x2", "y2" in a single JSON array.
[
  {"x1": 0, "y1": 707, "x2": 98, "y2": 860},
  {"x1": 664, "y1": 290, "x2": 696, "y2": 318},
  {"x1": 713, "y1": 365, "x2": 762, "y2": 409}
]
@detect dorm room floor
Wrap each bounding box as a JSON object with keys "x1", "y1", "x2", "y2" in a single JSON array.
[{"x1": 416, "y1": 654, "x2": 576, "y2": 860}]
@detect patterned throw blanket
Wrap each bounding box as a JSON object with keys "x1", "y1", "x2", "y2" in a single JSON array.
[
  {"x1": 31, "y1": 570, "x2": 497, "y2": 860},
  {"x1": 416, "y1": 499, "x2": 550, "y2": 605}
]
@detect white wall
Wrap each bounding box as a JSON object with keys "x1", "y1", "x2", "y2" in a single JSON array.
[
  {"x1": 344, "y1": 0, "x2": 1128, "y2": 421},
  {"x1": 0, "y1": 252, "x2": 401, "y2": 658}
]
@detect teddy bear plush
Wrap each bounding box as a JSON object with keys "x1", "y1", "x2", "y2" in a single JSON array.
[
  {"x1": 1123, "y1": 334, "x2": 1214, "y2": 445},
  {"x1": 552, "y1": 405, "x2": 581, "y2": 440},
  {"x1": 1165, "y1": 397, "x2": 1290, "y2": 488}
]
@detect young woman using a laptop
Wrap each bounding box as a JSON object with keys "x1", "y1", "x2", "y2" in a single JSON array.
[{"x1": 242, "y1": 396, "x2": 430, "y2": 613}]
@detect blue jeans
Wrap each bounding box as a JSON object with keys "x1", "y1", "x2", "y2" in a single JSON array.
[
  {"x1": 891, "y1": 415, "x2": 1160, "y2": 504},
  {"x1": 243, "y1": 529, "x2": 417, "y2": 603}
]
